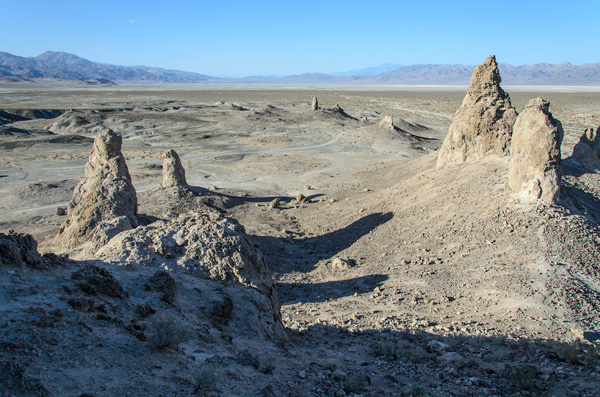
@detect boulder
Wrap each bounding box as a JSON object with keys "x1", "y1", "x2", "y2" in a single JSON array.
[
  {"x1": 52, "y1": 129, "x2": 138, "y2": 257},
  {"x1": 162, "y1": 149, "x2": 187, "y2": 187},
  {"x1": 508, "y1": 98, "x2": 564, "y2": 204},
  {"x1": 437, "y1": 55, "x2": 518, "y2": 167}
]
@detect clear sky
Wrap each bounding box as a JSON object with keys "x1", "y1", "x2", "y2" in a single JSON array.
[{"x1": 1, "y1": 0, "x2": 598, "y2": 77}]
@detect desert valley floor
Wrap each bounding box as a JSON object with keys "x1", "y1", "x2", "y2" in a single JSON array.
[{"x1": 1, "y1": 84, "x2": 600, "y2": 396}]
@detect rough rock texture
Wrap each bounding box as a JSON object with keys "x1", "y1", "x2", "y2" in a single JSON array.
[
  {"x1": 311, "y1": 96, "x2": 319, "y2": 111},
  {"x1": 52, "y1": 129, "x2": 138, "y2": 257},
  {"x1": 570, "y1": 125, "x2": 600, "y2": 169},
  {"x1": 437, "y1": 55, "x2": 518, "y2": 167},
  {"x1": 508, "y1": 98, "x2": 564, "y2": 203},
  {"x1": 161, "y1": 149, "x2": 187, "y2": 187},
  {"x1": 96, "y1": 211, "x2": 285, "y2": 339},
  {"x1": 0, "y1": 232, "x2": 42, "y2": 267},
  {"x1": 0, "y1": 361, "x2": 49, "y2": 396},
  {"x1": 379, "y1": 115, "x2": 395, "y2": 131}
]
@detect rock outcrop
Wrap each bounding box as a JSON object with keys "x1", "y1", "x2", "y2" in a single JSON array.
[
  {"x1": 570, "y1": 125, "x2": 600, "y2": 170},
  {"x1": 379, "y1": 115, "x2": 395, "y2": 131},
  {"x1": 53, "y1": 129, "x2": 138, "y2": 257},
  {"x1": 96, "y1": 211, "x2": 285, "y2": 339},
  {"x1": 437, "y1": 55, "x2": 518, "y2": 167},
  {"x1": 311, "y1": 96, "x2": 319, "y2": 111},
  {"x1": 0, "y1": 232, "x2": 42, "y2": 267},
  {"x1": 162, "y1": 149, "x2": 187, "y2": 187},
  {"x1": 508, "y1": 98, "x2": 564, "y2": 204}
]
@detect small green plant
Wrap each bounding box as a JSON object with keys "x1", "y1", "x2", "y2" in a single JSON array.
[
  {"x1": 259, "y1": 356, "x2": 276, "y2": 374},
  {"x1": 552, "y1": 340, "x2": 583, "y2": 364},
  {"x1": 407, "y1": 345, "x2": 427, "y2": 364},
  {"x1": 370, "y1": 338, "x2": 401, "y2": 360},
  {"x1": 401, "y1": 384, "x2": 428, "y2": 397},
  {"x1": 193, "y1": 365, "x2": 219, "y2": 395},
  {"x1": 343, "y1": 374, "x2": 369, "y2": 393},
  {"x1": 148, "y1": 314, "x2": 192, "y2": 350},
  {"x1": 324, "y1": 363, "x2": 339, "y2": 372},
  {"x1": 511, "y1": 364, "x2": 537, "y2": 391}
]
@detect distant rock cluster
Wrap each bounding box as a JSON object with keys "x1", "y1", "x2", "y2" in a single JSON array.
[{"x1": 435, "y1": 54, "x2": 590, "y2": 205}]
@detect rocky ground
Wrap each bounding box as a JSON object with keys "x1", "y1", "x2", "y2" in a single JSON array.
[{"x1": 1, "y1": 84, "x2": 600, "y2": 396}]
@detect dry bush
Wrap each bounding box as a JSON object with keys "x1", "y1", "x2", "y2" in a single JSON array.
[{"x1": 148, "y1": 314, "x2": 192, "y2": 350}]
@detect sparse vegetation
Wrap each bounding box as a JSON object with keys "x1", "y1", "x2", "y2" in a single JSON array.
[
  {"x1": 401, "y1": 384, "x2": 429, "y2": 397},
  {"x1": 193, "y1": 365, "x2": 219, "y2": 396},
  {"x1": 148, "y1": 314, "x2": 192, "y2": 350},
  {"x1": 343, "y1": 373, "x2": 369, "y2": 394},
  {"x1": 511, "y1": 363, "x2": 537, "y2": 391}
]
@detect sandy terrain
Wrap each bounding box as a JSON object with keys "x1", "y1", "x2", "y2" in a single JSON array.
[{"x1": 1, "y1": 85, "x2": 600, "y2": 396}]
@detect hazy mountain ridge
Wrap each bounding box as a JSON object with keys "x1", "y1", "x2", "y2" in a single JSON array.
[
  {"x1": 1, "y1": 51, "x2": 599, "y2": 85},
  {"x1": 0, "y1": 51, "x2": 220, "y2": 84}
]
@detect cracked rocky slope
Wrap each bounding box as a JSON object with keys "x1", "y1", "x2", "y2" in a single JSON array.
[{"x1": 1, "y1": 82, "x2": 600, "y2": 396}]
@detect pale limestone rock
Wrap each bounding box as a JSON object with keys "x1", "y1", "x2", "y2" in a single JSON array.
[
  {"x1": 508, "y1": 98, "x2": 563, "y2": 204},
  {"x1": 379, "y1": 115, "x2": 395, "y2": 130},
  {"x1": 53, "y1": 129, "x2": 138, "y2": 257},
  {"x1": 162, "y1": 149, "x2": 187, "y2": 187},
  {"x1": 311, "y1": 96, "x2": 319, "y2": 111},
  {"x1": 437, "y1": 55, "x2": 518, "y2": 167},
  {"x1": 96, "y1": 211, "x2": 285, "y2": 339}
]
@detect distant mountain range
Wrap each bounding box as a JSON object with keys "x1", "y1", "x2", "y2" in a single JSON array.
[{"x1": 1, "y1": 51, "x2": 599, "y2": 86}]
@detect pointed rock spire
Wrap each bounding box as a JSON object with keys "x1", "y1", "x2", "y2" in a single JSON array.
[
  {"x1": 162, "y1": 149, "x2": 187, "y2": 187},
  {"x1": 53, "y1": 129, "x2": 138, "y2": 257},
  {"x1": 311, "y1": 96, "x2": 319, "y2": 111},
  {"x1": 437, "y1": 55, "x2": 518, "y2": 167}
]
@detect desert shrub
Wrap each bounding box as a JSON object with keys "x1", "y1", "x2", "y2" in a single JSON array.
[
  {"x1": 343, "y1": 374, "x2": 369, "y2": 393},
  {"x1": 148, "y1": 314, "x2": 192, "y2": 350},
  {"x1": 551, "y1": 340, "x2": 584, "y2": 364},
  {"x1": 401, "y1": 384, "x2": 429, "y2": 397},
  {"x1": 194, "y1": 365, "x2": 219, "y2": 395},
  {"x1": 511, "y1": 364, "x2": 537, "y2": 391},
  {"x1": 324, "y1": 363, "x2": 339, "y2": 372},
  {"x1": 235, "y1": 350, "x2": 276, "y2": 374},
  {"x1": 370, "y1": 338, "x2": 401, "y2": 360},
  {"x1": 259, "y1": 356, "x2": 276, "y2": 374}
]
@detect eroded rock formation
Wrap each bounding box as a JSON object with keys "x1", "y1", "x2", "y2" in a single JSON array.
[
  {"x1": 162, "y1": 149, "x2": 187, "y2": 187},
  {"x1": 96, "y1": 211, "x2": 285, "y2": 339},
  {"x1": 379, "y1": 115, "x2": 395, "y2": 130},
  {"x1": 53, "y1": 129, "x2": 138, "y2": 257},
  {"x1": 437, "y1": 55, "x2": 518, "y2": 167},
  {"x1": 570, "y1": 125, "x2": 600, "y2": 169},
  {"x1": 311, "y1": 96, "x2": 319, "y2": 111},
  {"x1": 0, "y1": 232, "x2": 42, "y2": 267},
  {"x1": 508, "y1": 98, "x2": 563, "y2": 204}
]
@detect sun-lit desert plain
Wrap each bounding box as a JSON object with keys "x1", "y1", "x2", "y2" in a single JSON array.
[{"x1": 1, "y1": 76, "x2": 600, "y2": 396}]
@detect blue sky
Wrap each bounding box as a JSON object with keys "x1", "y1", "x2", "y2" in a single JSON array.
[{"x1": 1, "y1": 0, "x2": 598, "y2": 77}]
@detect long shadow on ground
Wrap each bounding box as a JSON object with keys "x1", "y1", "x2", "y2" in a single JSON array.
[
  {"x1": 277, "y1": 274, "x2": 388, "y2": 304},
  {"x1": 251, "y1": 212, "x2": 394, "y2": 274}
]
